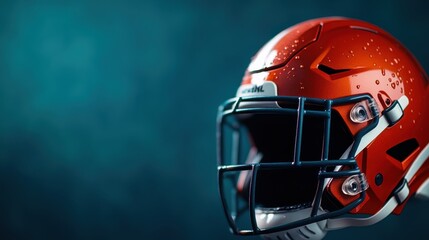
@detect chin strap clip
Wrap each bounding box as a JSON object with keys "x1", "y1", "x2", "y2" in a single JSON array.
[
  {"x1": 383, "y1": 97, "x2": 408, "y2": 127},
  {"x1": 326, "y1": 178, "x2": 410, "y2": 231},
  {"x1": 393, "y1": 179, "x2": 410, "y2": 205}
]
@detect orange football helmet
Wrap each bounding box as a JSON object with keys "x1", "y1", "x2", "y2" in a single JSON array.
[{"x1": 217, "y1": 17, "x2": 429, "y2": 240}]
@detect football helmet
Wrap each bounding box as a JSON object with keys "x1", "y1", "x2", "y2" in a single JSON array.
[{"x1": 217, "y1": 17, "x2": 429, "y2": 240}]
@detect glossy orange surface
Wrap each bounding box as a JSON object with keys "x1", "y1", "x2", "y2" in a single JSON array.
[{"x1": 241, "y1": 17, "x2": 429, "y2": 215}]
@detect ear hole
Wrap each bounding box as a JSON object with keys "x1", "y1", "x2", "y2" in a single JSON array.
[{"x1": 386, "y1": 138, "x2": 419, "y2": 162}]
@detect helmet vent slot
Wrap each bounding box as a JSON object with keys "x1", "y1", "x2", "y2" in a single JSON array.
[
  {"x1": 318, "y1": 64, "x2": 350, "y2": 75},
  {"x1": 386, "y1": 138, "x2": 419, "y2": 162}
]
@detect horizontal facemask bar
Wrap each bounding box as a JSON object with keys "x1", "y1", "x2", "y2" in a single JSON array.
[
  {"x1": 217, "y1": 94, "x2": 411, "y2": 235},
  {"x1": 217, "y1": 94, "x2": 380, "y2": 166},
  {"x1": 217, "y1": 94, "x2": 380, "y2": 235},
  {"x1": 218, "y1": 164, "x2": 366, "y2": 235}
]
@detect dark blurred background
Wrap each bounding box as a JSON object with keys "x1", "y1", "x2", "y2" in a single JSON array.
[{"x1": 0, "y1": 0, "x2": 428, "y2": 239}]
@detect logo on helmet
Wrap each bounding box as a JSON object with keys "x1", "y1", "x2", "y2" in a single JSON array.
[
  {"x1": 240, "y1": 85, "x2": 265, "y2": 94},
  {"x1": 236, "y1": 81, "x2": 277, "y2": 97}
]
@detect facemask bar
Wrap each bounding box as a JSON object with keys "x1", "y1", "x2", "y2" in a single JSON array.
[{"x1": 217, "y1": 94, "x2": 380, "y2": 235}]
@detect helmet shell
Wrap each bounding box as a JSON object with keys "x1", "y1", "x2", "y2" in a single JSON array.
[{"x1": 241, "y1": 17, "x2": 429, "y2": 215}]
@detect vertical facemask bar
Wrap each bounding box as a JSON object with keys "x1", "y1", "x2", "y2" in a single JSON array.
[
  {"x1": 217, "y1": 107, "x2": 241, "y2": 234},
  {"x1": 233, "y1": 132, "x2": 242, "y2": 228},
  {"x1": 293, "y1": 97, "x2": 306, "y2": 166},
  {"x1": 218, "y1": 168, "x2": 237, "y2": 234},
  {"x1": 311, "y1": 100, "x2": 333, "y2": 217},
  {"x1": 230, "y1": 124, "x2": 240, "y2": 222},
  {"x1": 217, "y1": 94, "x2": 379, "y2": 236},
  {"x1": 219, "y1": 165, "x2": 256, "y2": 234},
  {"x1": 249, "y1": 164, "x2": 259, "y2": 233},
  {"x1": 322, "y1": 100, "x2": 333, "y2": 162},
  {"x1": 231, "y1": 125, "x2": 240, "y2": 165}
]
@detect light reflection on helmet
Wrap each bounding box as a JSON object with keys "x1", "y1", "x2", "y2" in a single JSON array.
[{"x1": 217, "y1": 17, "x2": 429, "y2": 240}]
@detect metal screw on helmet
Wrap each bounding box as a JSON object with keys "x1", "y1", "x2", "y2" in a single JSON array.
[
  {"x1": 342, "y1": 174, "x2": 369, "y2": 196},
  {"x1": 351, "y1": 105, "x2": 367, "y2": 122}
]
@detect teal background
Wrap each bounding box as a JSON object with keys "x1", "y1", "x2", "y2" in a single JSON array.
[{"x1": 0, "y1": 0, "x2": 428, "y2": 239}]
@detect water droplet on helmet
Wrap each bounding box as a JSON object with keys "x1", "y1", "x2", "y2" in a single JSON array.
[
  {"x1": 369, "y1": 54, "x2": 373, "y2": 58},
  {"x1": 295, "y1": 55, "x2": 300, "y2": 59},
  {"x1": 300, "y1": 65, "x2": 304, "y2": 68},
  {"x1": 291, "y1": 67, "x2": 295, "y2": 71},
  {"x1": 410, "y1": 77, "x2": 414, "y2": 83},
  {"x1": 388, "y1": 78, "x2": 392, "y2": 82},
  {"x1": 381, "y1": 69, "x2": 386, "y2": 76},
  {"x1": 350, "y1": 50, "x2": 354, "y2": 54},
  {"x1": 375, "y1": 80, "x2": 380, "y2": 85},
  {"x1": 294, "y1": 39, "x2": 299, "y2": 43},
  {"x1": 391, "y1": 73, "x2": 396, "y2": 77},
  {"x1": 356, "y1": 85, "x2": 361, "y2": 89},
  {"x1": 370, "y1": 38, "x2": 374, "y2": 42},
  {"x1": 396, "y1": 80, "x2": 399, "y2": 86},
  {"x1": 363, "y1": 46, "x2": 367, "y2": 50},
  {"x1": 389, "y1": 47, "x2": 393, "y2": 52},
  {"x1": 391, "y1": 83, "x2": 396, "y2": 89},
  {"x1": 384, "y1": 58, "x2": 388, "y2": 62}
]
